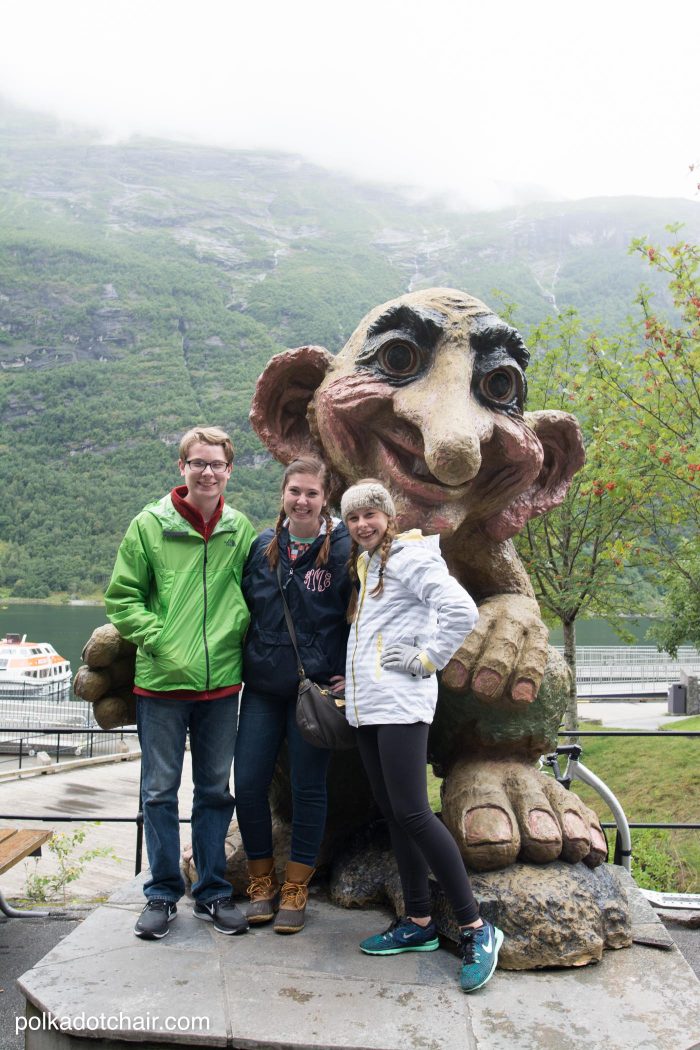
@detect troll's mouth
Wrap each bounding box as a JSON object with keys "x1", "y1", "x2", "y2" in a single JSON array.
[{"x1": 372, "y1": 430, "x2": 472, "y2": 502}]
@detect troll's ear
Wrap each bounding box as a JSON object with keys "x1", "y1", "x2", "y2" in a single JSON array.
[
  {"x1": 486, "y1": 410, "x2": 586, "y2": 539},
  {"x1": 250, "y1": 345, "x2": 335, "y2": 463}
]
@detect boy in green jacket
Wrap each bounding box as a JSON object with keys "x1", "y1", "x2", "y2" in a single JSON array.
[{"x1": 105, "y1": 426, "x2": 256, "y2": 940}]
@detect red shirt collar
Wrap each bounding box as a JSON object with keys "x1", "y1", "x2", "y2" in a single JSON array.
[{"x1": 171, "y1": 485, "x2": 224, "y2": 540}]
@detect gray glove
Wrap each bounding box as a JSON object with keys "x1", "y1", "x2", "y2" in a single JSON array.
[{"x1": 381, "y1": 643, "x2": 430, "y2": 677}]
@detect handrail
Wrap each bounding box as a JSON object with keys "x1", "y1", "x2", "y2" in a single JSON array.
[
  {"x1": 0, "y1": 724, "x2": 135, "y2": 769},
  {"x1": 1, "y1": 726, "x2": 697, "y2": 878},
  {"x1": 556, "y1": 728, "x2": 700, "y2": 836},
  {"x1": 559, "y1": 730, "x2": 700, "y2": 737}
]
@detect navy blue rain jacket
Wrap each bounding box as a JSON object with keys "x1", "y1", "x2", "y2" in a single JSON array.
[{"x1": 242, "y1": 521, "x2": 352, "y2": 696}]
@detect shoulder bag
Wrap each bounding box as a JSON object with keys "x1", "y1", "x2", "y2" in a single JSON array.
[{"x1": 276, "y1": 561, "x2": 356, "y2": 750}]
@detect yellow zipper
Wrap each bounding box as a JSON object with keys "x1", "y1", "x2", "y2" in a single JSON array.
[{"x1": 350, "y1": 551, "x2": 372, "y2": 725}]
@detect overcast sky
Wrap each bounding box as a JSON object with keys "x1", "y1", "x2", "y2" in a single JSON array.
[{"x1": 1, "y1": 0, "x2": 697, "y2": 209}]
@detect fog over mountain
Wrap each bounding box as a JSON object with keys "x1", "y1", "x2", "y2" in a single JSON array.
[{"x1": 0, "y1": 0, "x2": 697, "y2": 208}]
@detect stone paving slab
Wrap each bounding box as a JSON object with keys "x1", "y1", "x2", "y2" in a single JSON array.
[{"x1": 17, "y1": 876, "x2": 700, "y2": 1050}]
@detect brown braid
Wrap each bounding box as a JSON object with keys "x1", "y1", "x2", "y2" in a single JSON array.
[
  {"x1": 315, "y1": 509, "x2": 334, "y2": 567},
  {"x1": 369, "y1": 521, "x2": 396, "y2": 598},
  {"x1": 263, "y1": 508, "x2": 286, "y2": 570}
]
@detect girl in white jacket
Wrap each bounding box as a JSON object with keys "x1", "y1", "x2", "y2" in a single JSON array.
[{"x1": 341, "y1": 479, "x2": 503, "y2": 993}]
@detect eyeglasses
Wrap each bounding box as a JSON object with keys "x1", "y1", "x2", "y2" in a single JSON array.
[{"x1": 185, "y1": 459, "x2": 231, "y2": 475}]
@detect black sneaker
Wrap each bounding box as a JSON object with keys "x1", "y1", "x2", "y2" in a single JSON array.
[
  {"x1": 134, "y1": 899, "x2": 177, "y2": 940},
  {"x1": 193, "y1": 896, "x2": 249, "y2": 935},
  {"x1": 459, "y1": 920, "x2": 503, "y2": 992}
]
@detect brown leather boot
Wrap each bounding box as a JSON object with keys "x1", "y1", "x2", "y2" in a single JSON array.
[
  {"x1": 273, "y1": 862, "x2": 315, "y2": 934},
  {"x1": 245, "y1": 859, "x2": 280, "y2": 925}
]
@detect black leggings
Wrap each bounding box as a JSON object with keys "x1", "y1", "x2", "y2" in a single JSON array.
[{"x1": 357, "y1": 722, "x2": 479, "y2": 926}]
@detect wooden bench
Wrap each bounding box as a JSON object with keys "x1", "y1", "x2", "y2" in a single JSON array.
[{"x1": 0, "y1": 827, "x2": 53, "y2": 917}]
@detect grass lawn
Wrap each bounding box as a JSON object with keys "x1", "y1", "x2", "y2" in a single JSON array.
[
  {"x1": 569, "y1": 715, "x2": 700, "y2": 892},
  {"x1": 427, "y1": 715, "x2": 700, "y2": 893}
]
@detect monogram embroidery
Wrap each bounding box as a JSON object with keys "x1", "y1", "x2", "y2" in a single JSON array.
[{"x1": 304, "y1": 568, "x2": 332, "y2": 592}]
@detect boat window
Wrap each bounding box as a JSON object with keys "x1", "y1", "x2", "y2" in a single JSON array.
[{"x1": 0, "y1": 659, "x2": 7, "y2": 669}]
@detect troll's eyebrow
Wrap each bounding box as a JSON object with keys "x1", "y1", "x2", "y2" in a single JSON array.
[
  {"x1": 364, "y1": 305, "x2": 446, "y2": 349},
  {"x1": 470, "y1": 315, "x2": 530, "y2": 370}
]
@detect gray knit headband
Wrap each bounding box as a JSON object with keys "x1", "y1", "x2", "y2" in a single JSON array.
[{"x1": 341, "y1": 482, "x2": 396, "y2": 522}]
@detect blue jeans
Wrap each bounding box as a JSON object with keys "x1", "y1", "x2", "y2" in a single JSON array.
[
  {"x1": 234, "y1": 688, "x2": 331, "y2": 866},
  {"x1": 137, "y1": 695, "x2": 238, "y2": 904}
]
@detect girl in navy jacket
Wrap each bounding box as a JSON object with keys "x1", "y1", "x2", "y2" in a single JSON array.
[{"x1": 234, "y1": 456, "x2": 352, "y2": 934}]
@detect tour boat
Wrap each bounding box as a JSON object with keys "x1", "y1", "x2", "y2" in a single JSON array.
[{"x1": 0, "y1": 633, "x2": 72, "y2": 698}]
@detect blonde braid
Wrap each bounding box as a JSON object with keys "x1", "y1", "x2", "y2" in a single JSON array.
[
  {"x1": 346, "y1": 538, "x2": 361, "y2": 623},
  {"x1": 315, "y1": 509, "x2": 333, "y2": 567},
  {"x1": 369, "y1": 522, "x2": 396, "y2": 598},
  {"x1": 263, "y1": 508, "x2": 286, "y2": 570}
]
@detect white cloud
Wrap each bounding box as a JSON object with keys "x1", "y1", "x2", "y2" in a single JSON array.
[{"x1": 0, "y1": 0, "x2": 697, "y2": 207}]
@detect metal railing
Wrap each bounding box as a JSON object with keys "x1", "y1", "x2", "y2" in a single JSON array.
[
  {"x1": 0, "y1": 679, "x2": 72, "y2": 701},
  {"x1": 555, "y1": 730, "x2": 700, "y2": 863},
  {"x1": 1, "y1": 727, "x2": 698, "y2": 879},
  {"x1": 554, "y1": 645, "x2": 700, "y2": 697},
  {"x1": 0, "y1": 692, "x2": 132, "y2": 766},
  {"x1": 0, "y1": 725, "x2": 136, "y2": 768}
]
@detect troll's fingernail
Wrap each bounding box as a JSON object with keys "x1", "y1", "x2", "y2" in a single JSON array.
[
  {"x1": 473, "y1": 669, "x2": 502, "y2": 697},
  {"x1": 442, "y1": 658, "x2": 468, "y2": 690},
  {"x1": 512, "y1": 678, "x2": 536, "y2": 703}
]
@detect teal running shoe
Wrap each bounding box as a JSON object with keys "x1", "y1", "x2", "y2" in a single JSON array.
[
  {"x1": 459, "y1": 920, "x2": 503, "y2": 992},
  {"x1": 360, "y1": 916, "x2": 440, "y2": 955}
]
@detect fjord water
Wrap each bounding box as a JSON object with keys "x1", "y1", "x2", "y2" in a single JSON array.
[
  {"x1": 0, "y1": 604, "x2": 108, "y2": 686},
  {"x1": 548, "y1": 618, "x2": 657, "y2": 647},
  {"x1": 0, "y1": 603, "x2": 658, "y2": 682}
]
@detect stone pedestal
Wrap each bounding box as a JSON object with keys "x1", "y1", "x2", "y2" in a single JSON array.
[
  {"x1": 329, "y1": 823, "x2": 631, "y2": 969},
  {"x1": 16, "y1": 872, "x2": 700, "y2": 1050}
]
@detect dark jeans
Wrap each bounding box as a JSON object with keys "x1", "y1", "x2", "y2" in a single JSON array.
[
  {"x1": 357, "y1": 722, "x2": 479, "y2": 925},
  {"x1": 234, "y1": 688, "x2": 331, "y2": 866},
  {"x1": 137, "y1": 694, "x2": 238, "y2": 904}
]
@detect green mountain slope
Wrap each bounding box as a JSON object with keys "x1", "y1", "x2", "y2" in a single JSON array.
[{"x1": 1, "y1": 102, "x2": 698, "y2": 597}]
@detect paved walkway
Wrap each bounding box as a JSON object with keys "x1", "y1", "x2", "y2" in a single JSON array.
[
  {"x1": 0, "y1": 753, "x2": 193, "y2": 900},
  {"x1": 577, "y1": 698, "x2": 681, "y2": 730},
  {"x1": 0, "y1": 700, "x2": 687, "y2": 901},
  {"x1": 14, "y1": 871, "x2": 700, "y2": 1050},
  {"x1": 5, "y1": 703, "x2": 700, "y2": 1048}
]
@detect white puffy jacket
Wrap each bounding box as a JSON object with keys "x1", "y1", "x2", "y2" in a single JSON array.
[{"x1": 345, "y1": 530, "x2": 478, "y2": 726}]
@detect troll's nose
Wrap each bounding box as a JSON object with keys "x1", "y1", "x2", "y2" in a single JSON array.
[
  {"x1": 423, "y1": 423, "x2": 486, "y2": 486},
  {"x1": 398, "y1": 382, "x2": 494, "y2": 486}
]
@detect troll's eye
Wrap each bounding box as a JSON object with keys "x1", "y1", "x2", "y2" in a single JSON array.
[
  {"x1": 376, "y1": 341, "x2": 422, "y2": 378},
  {"x1": 479, "y1": 368, "x2": 519, "y2": 404}
]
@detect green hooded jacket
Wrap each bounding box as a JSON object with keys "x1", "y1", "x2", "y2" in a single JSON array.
[{"x1": 104, "y1": 494, "x2": 256, "y2": 693}]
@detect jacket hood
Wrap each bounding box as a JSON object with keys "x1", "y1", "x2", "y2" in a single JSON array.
[
  {"x1": 358, "y1": 529, "x2": 440, "y2": 561},
  {"x1": 282, "y1": 514, "x2": 343, "y2": 537},
  {"x1": 392, "y1": 529, "x2": 439, "y2": 553},
  {"x1": 260, "y1": 518, "x2": 350, "y2": 547},
  {"x1": 142, "y1": 494, "x2": 240, "y2": 535}
]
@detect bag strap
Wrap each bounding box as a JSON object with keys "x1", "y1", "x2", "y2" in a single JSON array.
[{"x1": 276, "y1": 560, "x2": 306, "y2": 680}]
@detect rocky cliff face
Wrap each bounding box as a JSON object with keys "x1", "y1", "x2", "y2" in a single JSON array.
[{"x1": 0, "y1": 101, "x2": 698, "y2": 596}]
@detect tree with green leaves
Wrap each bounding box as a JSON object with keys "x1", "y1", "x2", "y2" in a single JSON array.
[
  {"x1": 588, "y1": 230, "x2": 700, "y2": 654},
  {"x1": 516, "y1": 308, "x2": 642, "y2": 729}
]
